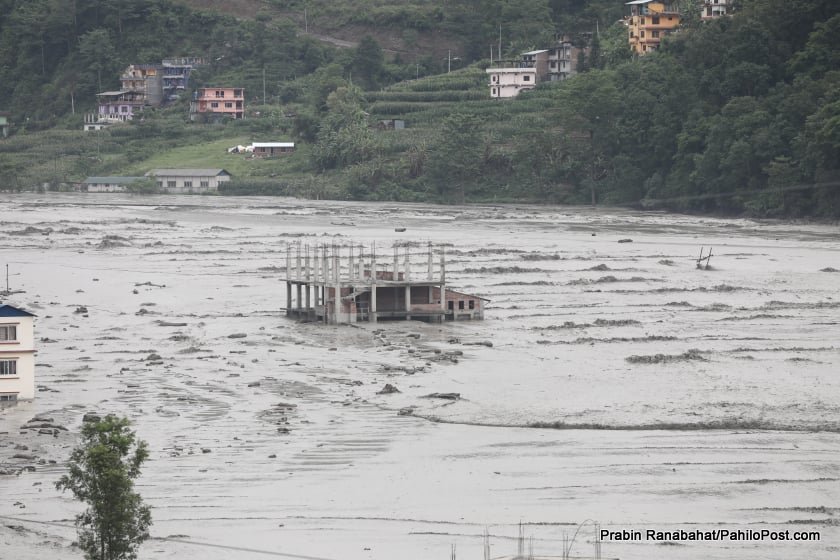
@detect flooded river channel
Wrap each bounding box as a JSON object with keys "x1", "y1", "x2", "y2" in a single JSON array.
[{"x1": 1, "y1": 194, "x2": 839, "y2": 560}]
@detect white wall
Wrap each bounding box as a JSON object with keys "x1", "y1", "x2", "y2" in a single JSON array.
[{"x1": 0, "y1": 316, "x2": 35, "y2": 400}]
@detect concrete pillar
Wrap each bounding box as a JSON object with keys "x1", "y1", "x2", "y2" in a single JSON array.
[
  {"x1": 305, "y1": 283, "x2": 311, "y2": 311},
  {"x1": 404, "y1": 245, "x2": 410, "y2": 282},
  {"x1": 314, "y1": 245, "x2": 320, "y2": 283},
  {"x1": 305, "y1": 246, "x2": 311, "y2": 282},
  {"x1": 370, "y1": 250, "x2": 378, "y2": 323},
  {"x1": 393, "y1": 245, "x2": 399, "y2": 281},
  {"x1": 286, "y1": 282, "x2": 292, "y2": 316},
  {"x1": 427, "y1": 242, "x2": 433, "y2": 280},
  {"x1": 405, "y1": 285, "x2": 411, "y2": 320},
  {"x1": 296, "y1": 283, "x2": 302, "y2": 314},
  {"x1": 286, "y1": 246, "x2": 291, "y2": 279},
  {"x1": 440, "y1": 248, "x2": 446, "y2": 312},
  {"x1": 295, "y1": 243, "x2": 300, "y2": 280}
]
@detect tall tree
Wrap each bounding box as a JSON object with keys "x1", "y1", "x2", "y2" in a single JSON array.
[{"x1": 56, "y1": 415, "x2": 152, "y2": 560}]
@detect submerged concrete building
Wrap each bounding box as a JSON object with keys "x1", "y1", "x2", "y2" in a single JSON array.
[{"x1": 282, "y1": 243, "x2": 487, "y2": 324}]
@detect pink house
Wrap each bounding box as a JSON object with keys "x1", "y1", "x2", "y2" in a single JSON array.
[{"x1": 190, "y1": 87, "x2": 244, "y2": 121}]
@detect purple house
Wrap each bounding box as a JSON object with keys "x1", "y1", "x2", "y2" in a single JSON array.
[{"x1": 96, "y1": 90, "x2": 146, "y2": 122}]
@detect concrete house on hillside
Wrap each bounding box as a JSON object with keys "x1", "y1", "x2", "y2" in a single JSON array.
[
  {"x1": 145, "y1": 169, "x2": 231, "y2": 193},
  {"x1": 0, "y1": 304, "x2": 36, "y2": 402},
  {"x1": 626, "y1": 0, "x2": 682, "y2": 54},
  {"x1": 0, "y1": 112, "x2": 9, "y2": 138},
  {"x1": 190, "y1": 88, "x2": 245, "y2": 121},
  {"x1": 701, "y1": 0, "x2": 732, "y2": 20},
  {"x1": 120, "y1": 64, "x2": 164, "y2": 107}
]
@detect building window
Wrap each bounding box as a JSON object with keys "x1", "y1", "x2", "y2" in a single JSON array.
[
  {"x1": 184, "y1": 181, "x2": 192, "y2": 188},
  {"x1": 458, "y1": 300, "x2": 465, "y2": 310},
  {"x1": 167, "y1": 181, "x2": 176, "y2": 188},
  {"x1": 225, "y1": 102, "x2": 232, "y2": 108},
  {"x1": 0, "y1": 325, "x2": 17, "y2": 341},
  {"x1": 0, "y1": 393, "x2": 17, "y2": 401},
  {"x1": 200, "y1": 181, "x2": 209, "y2": 188},
  {"x1": 447, "y1": 301, "x2": 454, "y2": 311},
  {"x1": 0, "y1": 360, "x2": 17, "y2": 376},
  {"x1": 652, "y1": 16, "x2": 660, "y2": 24},
  {"x1": 652, "y1": 30, "x2": 660, "y2": 38},
  {"x1": 216, "y1": 90, "x2": 224, "y2": 98},
  {"x1": 523, "y1": 75, "x2": 530, "y2": 82},
  {"x1": 492, "y1": 88, "x2": 497, "y2": 95},
  {"x1": 211, "y1": 102, "x2": 219, "y2": 108},
  {"x1": 641, "y1": 17, "x2": 645, "y2": 24},
  {"x1": 121, "y1": 106, "x2": 128, "y2": 113},
  {"x1": 469, "y1": 300, "x2": 475, "y2": 310},
  {"x1": 641, "y1": 30, "x2": 646, "y2": 38},
  {"x1": 492, "y1": 75, "x2": 498, "y2": 83},
  {"x1": 156, "y1": 181, "x2": 163, "y2": 188}
]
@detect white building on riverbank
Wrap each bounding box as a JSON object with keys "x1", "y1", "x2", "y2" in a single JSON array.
[{"x1": 0, "y1": 304, "x2": 36, "y2": 402}]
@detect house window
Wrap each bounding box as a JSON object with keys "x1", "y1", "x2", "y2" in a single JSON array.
[
  {"x1": 156, "y1": 181, "x2": 163, "y2": 188},
  {"x1": 652, "y1": 16, "x2": 660, "y2": 24},
  {"x1": 469, "y1": 300, "x2": 475, "y2": 310},
  {"x1": 121, "y1": 106, "x2": 128, "y2": 113},
  {"x1": 225, "y1": 102, "x2": 232, "y2": 108},
  {"x1": 641, "y1": 17, "x2": 645, "y2": 24},
  {"x1": 211, "y1": 102, "x2": 219, "y2": 108},
  {"x1": 216, "y1": 90, "x2": 224, "y2": 98},
  {"x1": 523, "y1": 75, "x2": 530, "y2": 81},
  {"x1": 167, "y1": 181, "x2": 176, "y2": 188},
  {"x1": 0, "y1": 325, "x2": 17, "y2": 341},
  {"x1": 492, "y1": 75, "x2": 498, "y2": 83},
  {"x1": 200, "y1": 181, "x2": 209, "y2": 188},
  {"x1": 0, "y1": 393, "x2": 17, "y2": 401},
  {"x1": 652, "y1": 30, "x2": 660, "y2": 38},
  {"x1": 0, "y1": 360, "x2": 17, "y2": 376},
  {"x1": 492, "y1": 88, "x2": 497, "y2": 95},
  {"x1": 447, "y1": 301, "x2": 454, "y2": 311},
  {"x1": 458, "y1": 300, "x2": 465, "y2": 310},
  {"x1": 184, "y1": 181, "x2": 192, "y2": 188},
  {"x1": 641, "y1": 30, "x2": 646, "y2": 38}
]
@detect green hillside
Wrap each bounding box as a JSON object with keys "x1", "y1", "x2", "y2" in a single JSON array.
[{"x1": 1, "y1": 0, "x2": 839, "y2": 217}]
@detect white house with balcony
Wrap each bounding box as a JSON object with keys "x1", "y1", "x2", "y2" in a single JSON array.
[
  {"x1": 486, "y1": 67, "x2": 538, "y2": 98},
  {"x1": 0, "y1": 304, "x2": 36, "y2": 402}
]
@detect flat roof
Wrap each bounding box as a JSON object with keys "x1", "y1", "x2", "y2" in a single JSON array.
[
  {"x1": 522, "y1": 50, "x2": 549, "y2": 55},
  {"x1": 486, "y1": 68, "x2": 537, "y2": 73},
  {"x1": 252, "y1": 142, "x2": 295, "y2": 148},
  {"x1": 146, "y1": 169, "x2": 231, "y2": 177},
  {"x1": 84, "y1": 176, "x2": 145, "y2": 184}
]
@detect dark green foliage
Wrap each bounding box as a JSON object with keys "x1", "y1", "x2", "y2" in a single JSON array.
[{"x1": 55, "y1": 415, "x2": 151, "y2": 560}]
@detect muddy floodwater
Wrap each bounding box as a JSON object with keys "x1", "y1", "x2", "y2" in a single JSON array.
[{"x1": 1, "y1": 193, "x2": 839, "y2": 560}]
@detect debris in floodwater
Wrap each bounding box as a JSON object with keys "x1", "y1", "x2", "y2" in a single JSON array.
[
  {"x1": 377, "y1": 384, "x2": 400, "y2": 395},
  {"x1": 618, "y1": 238, "x2": 633, "y2": 243},
  {"x1": 228, "y1": 333, "x2": 247, "y2": 339},
  {"x1": 156, "y1": 320, "x2": 187, "y2": 327},
  {"x1": 625, "y1": 349, "x2": 708, "y2": 364},
  {"x1": 422, "y1": 392, "x2": 461, "y2": 400},
  {"x1": 821, "y1": 267, "x2": 838, "y2": 272},
  {"x1": 73, "y1": 306, "x2": 88, "y2": 314}
]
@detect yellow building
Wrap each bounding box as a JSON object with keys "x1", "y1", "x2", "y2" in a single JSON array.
[{"x1": 626, "y1": 0, "x2": 681, "y2": 55}]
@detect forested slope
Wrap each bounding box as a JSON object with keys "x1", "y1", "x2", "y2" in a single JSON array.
[{"x1": 1, "y1": 0, "x2": 838, "y2": 217}]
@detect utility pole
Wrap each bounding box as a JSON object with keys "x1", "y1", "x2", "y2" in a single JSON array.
[
  {"x1": 304, "y1": 8, "x2": 308, "y2": 33},
  {"x1": 262, "y1": 66, "x2": 266, "y2": 104},
  {"x1": 5, "y1": 264, "x2": 9, "y2": 293},
  {"x1": 448, "y1": 50, "x2": 451, "y2": 73},
  {"x1": 498, "y1": 24, "x2": 502, "y2": 60}
]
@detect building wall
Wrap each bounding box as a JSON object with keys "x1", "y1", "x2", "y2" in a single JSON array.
[
  {"x1": 87, "y1": 184, "x2": 128, "y2": 193},
  {"x1": 487, "y1": 69, "x2": 537, "y2": 98},
  {"x1": 153, "y1": 174, "x2": 231, "y2": 193},
  {"x1": 701, "y1": 0, "x2": 731, "y2": 20},
  {"x1": 0, "y1": 315, "x2": 35, "y2": 400},
  {"x1": 194, "y1": 88, "x2": 245, "y2": 119},
  {"x1": 628, "y1": 1, "x2": 681, "y2": 54}
]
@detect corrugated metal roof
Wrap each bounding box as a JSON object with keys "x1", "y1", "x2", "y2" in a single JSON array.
[
  {"x1": 522, "y1": 50, "x2": 549, "y2": 55},
  {"x1": 96, "y1": 90, "x2": 131, "y2": 96},
  {"x1": 625, "y1": 0, "x2": 654, "y2": 4},
  {"x1": 252, "y1": 142, "x2": 295, "y2": 148},
  {"x1": 0, "y1": 304, "x2": 36, "y2": 317},
  {"x1": 145, "y1": 169, "x2": 231, "y2": 177},
  {"x1": 83, "y1": 177, "x2": 145, "y2": 184}
]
